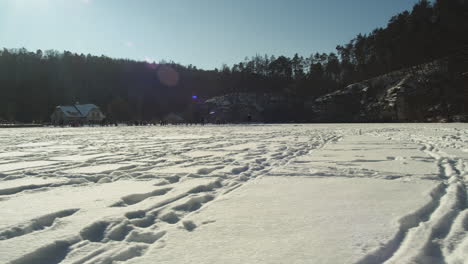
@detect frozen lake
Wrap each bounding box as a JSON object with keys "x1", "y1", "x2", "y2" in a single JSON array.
[{"x1": 0, "y1": 124, "x2": 467, "y2": 264}]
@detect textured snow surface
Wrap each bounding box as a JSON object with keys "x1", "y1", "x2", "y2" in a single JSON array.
[
  {"x1": 0, "y1": 124, "x2": 467, "y2": 264},
  {"x1": 130, "y1": 177, "x2": 436, "y2": 264}
]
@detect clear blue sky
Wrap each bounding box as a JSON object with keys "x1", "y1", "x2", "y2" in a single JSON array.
[{"x1": 0, "y1": 0, "x2": 420, "y2": 69}]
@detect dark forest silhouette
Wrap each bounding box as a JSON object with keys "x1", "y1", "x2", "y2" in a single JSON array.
[{"x1": 0, "y1": 0, "x2": 466, "y2": 123}]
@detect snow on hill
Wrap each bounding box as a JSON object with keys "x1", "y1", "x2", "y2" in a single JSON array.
[
  {"x1": 309, "y1": 59, "x2": 468, "y2": 122},
  {"x1": 204, "y1": 59, "x2": 467, "y2": 123},
  {"x1": 0, "y1": 124, "x2": 466, "y2": 264}
]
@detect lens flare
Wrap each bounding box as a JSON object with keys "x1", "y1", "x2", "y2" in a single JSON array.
[{"x1": 157, "y1": 65, "x2": 179, "y2": 87}]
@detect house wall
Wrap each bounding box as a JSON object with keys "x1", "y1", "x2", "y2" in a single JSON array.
[
  {"x1": 50, "y1": 109, "x2": 64, "y2": 124},
  {"x1": 86, "y1": 109, "x2": 105, "y2": 122},
  {"x1": 51, "y1": 109, "x2": 84, "y2": 125}
]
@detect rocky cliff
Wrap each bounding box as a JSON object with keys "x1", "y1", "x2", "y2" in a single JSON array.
[
  {"x1": 309, "y1": 59, "x2": 467, "y2": 122},
  {"x1": 204, "y1": 93, "x2": 299, "y2": 123},
  {"x1": 204, "y1": 59, "x2": 467, "y2": 123}
]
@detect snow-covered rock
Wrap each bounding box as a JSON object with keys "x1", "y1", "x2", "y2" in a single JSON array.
[
  {"x1": 204, "y1": 93, "x2": 298, "y2": 122},
  {"x1": 309, "y1": 59, "x2": 467, "y2": 122}
]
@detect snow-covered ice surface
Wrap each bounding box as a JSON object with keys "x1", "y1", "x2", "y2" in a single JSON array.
[{"x1": 0, "y1": 124, "x2": 466, "y2": 264}]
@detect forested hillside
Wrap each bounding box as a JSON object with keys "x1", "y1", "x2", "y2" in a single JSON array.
[{"x1": 0, "y1": 0, "x2": 466, "y2": 123}]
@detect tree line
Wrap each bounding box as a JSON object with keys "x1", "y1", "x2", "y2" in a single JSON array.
[{"x1": 0, "y1": 0, "x2": 466, "y2": 123}]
